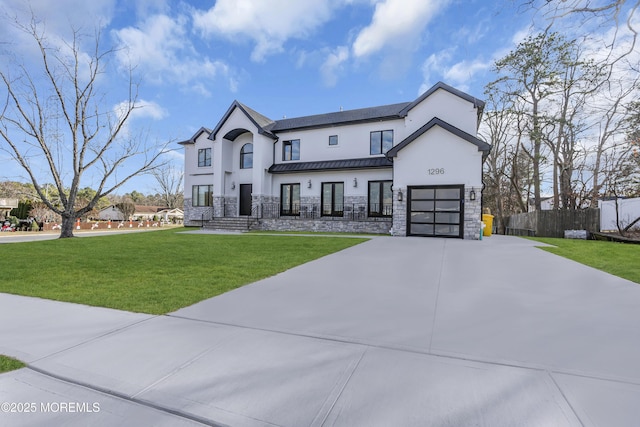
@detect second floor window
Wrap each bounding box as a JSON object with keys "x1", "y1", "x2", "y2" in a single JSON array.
[
  {"x1": 198, "y1": 148, "x2": 211, "y2": 167},
  {"x1": 240, "y1": 143, "x2": 253, "y2": 169},
  {"x1": 329, "y1": 135, "x2": 338, "y2": 146},
  {"x1": 370, "y1": 130, "x2": 393, "y2": 155},
  {"x1": 283, "y1": 139, "x2": 300, "y2": 161}
]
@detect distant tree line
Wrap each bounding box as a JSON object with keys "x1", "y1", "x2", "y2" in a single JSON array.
[
  {"x1": 0, "y1": 180, "x2": 183, "y2": 222},
  {"x1": 481, "y1": 2, "x2": 640, "y2": 233}
]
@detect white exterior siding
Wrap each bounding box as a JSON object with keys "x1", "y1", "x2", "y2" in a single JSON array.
[
  {"x1": 404, "y1": 88, "x2": 479, "y2": 136},
  {"x1": 183, "y1": 131, "x2": 214, "y2": 193},
  {"x1": 392, "y1": 126, "x2": 482, "y2": 189},
  {"x1": 272, "y1": 119, "x2": 404, "y2": 164},
  {"x1": 180, "y1": 82, "x2": 489, "y2": 238}
]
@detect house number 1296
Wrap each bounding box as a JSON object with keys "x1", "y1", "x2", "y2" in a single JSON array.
[{"x1": 428, "y1": 168, "x2": 445, "y2": 175}]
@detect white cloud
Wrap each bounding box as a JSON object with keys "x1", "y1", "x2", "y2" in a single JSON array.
[
  {"x1": 443, "y1": 59, "x2": 491, "y2": 88},
  {"x1": 320, "y1": 46, "x2": 350, "y2": 87},
  {"x1": 0, "y1": 0, "x2": 116, "y2": 71},
  {"x1": 352, "y1": 0, "x2": 451, "y2": 58},
  {"x1": 112, "y1": 14, "x2": 235, "y2": 94},
  {"x1": 192, "y1": 0, "x2": 337, "y2": 62},
  {"x1": 114, "y1": 99, "x2": 167, "y2": 122},
  {"x1": 112, "y1": 99, "x2": 168, "y2": 141},
  {"x1": 419, "y1": 49, "x2": 453, "y2": 93}
]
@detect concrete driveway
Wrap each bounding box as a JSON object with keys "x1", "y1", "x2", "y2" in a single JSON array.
[{"x1": 1, "y1": 235, "x2": 639, "y2": 426}]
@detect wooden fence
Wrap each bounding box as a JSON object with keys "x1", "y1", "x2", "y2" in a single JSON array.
[{"x1": 506, "y1": 209, "x2": 600, "y2": 238}]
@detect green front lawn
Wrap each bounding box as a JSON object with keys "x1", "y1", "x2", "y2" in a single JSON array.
[
  {"x1": 0, "y1": 229, "x2": 367, "y2": 314},
  {"x1": 530, "y1": 237, "x2": 640, "y2": 284},
  {"x1": 0, "y1": 355, "x2": 25, "y2": 373}
]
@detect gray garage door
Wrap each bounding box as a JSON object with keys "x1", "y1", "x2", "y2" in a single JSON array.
[{"x1": 408, "y1": 185, "x2": 464, "y2": 238}]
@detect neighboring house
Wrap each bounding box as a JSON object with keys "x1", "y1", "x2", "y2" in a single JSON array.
[
  {"x1": 528, "y1": 197, "x2": 556, "y2": 211},
  {"x1": 98, "y1": 205, "x2": 175, "y2": 221},
  {"x1": 599, "y1": 197, "x2": 640, "y2": 231},
  {"x1": 98, "y1": 205, "x2": 126, "y2": 221},
  {"x1": 180, "y1": 82, "x2": 490, "y2": 239},
  {"x1": 0, "y1": 198, "x2": 18, "y2": 220},
  {"x1": 156, "y1": 208, "x2": 184, "y2": 222}
]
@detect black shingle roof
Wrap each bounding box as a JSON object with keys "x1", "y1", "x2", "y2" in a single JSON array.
[
  {"x1": 268, "y1": 157, "x2": 393, "y2": 173},
  {"x1": 268, "y1": 102, "x2": 411, "y2": 132}
]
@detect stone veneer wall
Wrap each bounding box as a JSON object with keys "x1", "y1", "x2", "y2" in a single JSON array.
[
  {"x1": 213, "y1": 196, "x2": 225, "y2": 218},
  {"x1": 184, "y1": 198, "x2": 213, "y2": 226},
  {"x1": 463, "y1": 186, "x2": 482, "y2": 240},
  {"x1": 253, "y1": 218, "x2": 391, "y2": 234},
  {"x1": 251, "y1": 194, "x2": 391, "y2": 234},
  {"x1": 391, "y1": 187, "x2": 407, "y2": 236},
  {"x1": 391, "y1": 186, "x2": 482, "y2": 239}
]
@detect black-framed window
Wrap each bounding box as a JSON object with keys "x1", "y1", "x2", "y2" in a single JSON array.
[
  {"x1": 240, "y1": 143, "x2": 253, "y2": 169},
  {"x1": 321, "y1": 182, "x2": 344, "y2": 217},
  {"x1": 370, "y1": 130, "x2": 393, "y2": 155},
  {"x1": 368, "y1": 181, "x2": 393, "y2": 217},
  {"x1": 280, "y1": 183, "x2": 300, "y2": 216},
  {"x1": 329, "y1": 135, "x2": 338, "y2": 146},
  {"x1": 198, "y1": 148, "x2": 211, "y2": 167},
  {"x1": 283, "y1": 139, "x2": 300, "y2": 161},
  {"x1": 192, "y1": 185, "x2": 213, "y2": 207}
]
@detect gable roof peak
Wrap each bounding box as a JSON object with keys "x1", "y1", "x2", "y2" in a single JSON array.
[
  {"x1": 211, "y1": 100, "x2": 277, "y2": 140},
  {"x1": 400, "y1": 81, "x2": 485, "y2": 118},
  {"x1": 177, "y1": 127, "x2": 212, "y2": 145}
]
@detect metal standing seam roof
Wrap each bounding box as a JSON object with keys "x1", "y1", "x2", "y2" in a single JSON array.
[{"x1": 268, "y1": 157, "x2": 393, "y2": 173}]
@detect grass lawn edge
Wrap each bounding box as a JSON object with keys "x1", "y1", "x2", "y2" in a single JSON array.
[{"x1": 0, "y1": 355, "x2": 26, "y2": 373}]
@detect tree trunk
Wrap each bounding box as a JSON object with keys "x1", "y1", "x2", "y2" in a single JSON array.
[{"x1": 60, "y1": 214, "x2": 76, "y2": 238}]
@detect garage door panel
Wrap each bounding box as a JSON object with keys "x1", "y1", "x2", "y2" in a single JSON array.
[
  {"x1": 435, "y1": 200, "x2": 459, "y2": 211},
  {"x1": 411, "y1": 188, "x2": 435, "y2": 199},
  {"x1": 408, "y1": 185, "x2": 463, "y2": 238},
  {"x1": 411, "y1": 212, "x2": 434, "y2": 222},
  {"x1": 435, "y1": 224, "x2": 459, "y2": 236},
  {"x1": 411, "y1": 201, "x2": 434, "y2": 211},
  {"x1": 410, "y1": 224, "x2": 434, "y2": 235},
  {"x1": 436, "y1": 188, "x2": 460, "y2": 198},
  {"x1": 435, "y1": 212, "x2": 459, "y2": 223}
]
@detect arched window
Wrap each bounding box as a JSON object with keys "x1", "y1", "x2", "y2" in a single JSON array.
[{"x1": 240, "y1": 143, "x2": 253, "y2": 169}]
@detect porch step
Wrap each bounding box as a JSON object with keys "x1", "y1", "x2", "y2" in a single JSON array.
[{"x1": 202, "y1": 217, "x2": 254, "y2": 231}]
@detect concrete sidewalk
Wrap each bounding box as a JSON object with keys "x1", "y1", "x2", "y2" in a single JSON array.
[{"x1": 1, "y1": 235, "x2": 639, "y2": 426}]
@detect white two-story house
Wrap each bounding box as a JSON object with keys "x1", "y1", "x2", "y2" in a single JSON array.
[{"x1": 180, "y1": 82, "x2": 490, "y2": 239}]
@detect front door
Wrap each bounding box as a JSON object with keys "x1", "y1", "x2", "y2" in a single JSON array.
[
  {"x1": 408, "y1": 185, "x2": 464, "y2": 238},
  {"x1": 239, "y1": 184, "x2": 252, "y2": 216}
]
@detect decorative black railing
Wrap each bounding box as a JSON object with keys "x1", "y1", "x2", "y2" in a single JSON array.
[{"x1": 256, "y1": 203, "x2": 392, "y2": 221}]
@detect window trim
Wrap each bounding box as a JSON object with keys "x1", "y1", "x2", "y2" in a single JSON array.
[
  {"x1": 370, "y1": 130, "x2": 394, "y2": 155},
  {"x1": 197, "y1": 148, "x2": 211, "y2": 167},
  {"x1": 240, "y1": 143, "x2": 253, "y2": 169},
  {"x1": 192, "y1": 185, "x2": 213, "y2": 207},
  {"x1": 280, "y1": 183, "x2": 301, "y2": 216},
  {"x1": 282, "y1": 139, "x2": 300, "y2": 161},
  {"x1": 368, "y1": 180, "x2": 393, "y2": 217},
  {"x1": 321, "y1": 182, "x2": 344, "y2": 217},
  {"x1": 329, "y1": 135, "x2": 338, "y2": 146}
]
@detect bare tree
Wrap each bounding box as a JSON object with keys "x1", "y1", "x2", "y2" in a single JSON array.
[
  {"x1": 152, "y1": 164, "x2": 184, "y2": 209},
  {"x1": 488, "y1": 31, "x2": 572, "y2": 210},
  {"x1": 0, "y1": 17, "x2": 169, "y2": 237}
]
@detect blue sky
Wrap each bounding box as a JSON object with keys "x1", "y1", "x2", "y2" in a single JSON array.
[{"x1": 0, "y1": 0, "x2": 628, "y2": 195}]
